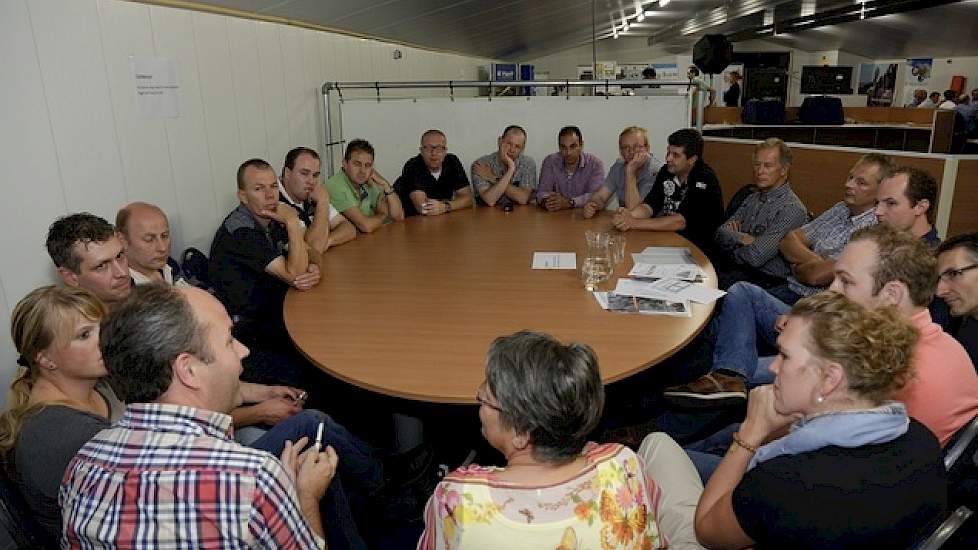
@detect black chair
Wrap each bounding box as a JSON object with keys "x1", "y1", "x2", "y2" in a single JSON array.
[
  {"x1": 180, "y1": 247, "x2": 211, "y2": 290},
  {"x1": 723, "y1": 183, "x2": 756, "y2": 220},
  {"x1": 945, "y1": 414, "x2": 978, "y2": 472},
  {"x1": 913, "y1": 506, "x2": 973, "y2": 550},
  {"x1": 0, "y1": 469, "x2": 55, "y2": 549},
  {"x1": 951, "y1": 112, "x2": 969, "y2": 154},
  {"x1": 914, "y1": 414, "x2": 978, "y2": 549}
]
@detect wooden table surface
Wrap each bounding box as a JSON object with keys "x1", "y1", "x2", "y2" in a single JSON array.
[{"x1": 284, "y1": 206, "x2": 716, "y2": 404}]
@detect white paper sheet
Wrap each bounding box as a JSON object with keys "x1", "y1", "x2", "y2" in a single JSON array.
[
  {"x1": 613, "y1": 277, "x2": 726, "y2": 304},
  {"x1": 628, "y1": 263, "x2": 706, "y2": 281},
  {"x1": 532, "y1": 252, "x2": 577, "y2": 269},
  {"x1": 131, "y1": 56, "x2": 181, "y2": 119},
  {"x1": 633, "y1": 246, "x2": 695, "y2": 265}
]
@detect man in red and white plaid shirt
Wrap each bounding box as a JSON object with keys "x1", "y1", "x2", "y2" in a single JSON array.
[{"x1": 59, "y1": 284, "x2": 335, "y2": 549}]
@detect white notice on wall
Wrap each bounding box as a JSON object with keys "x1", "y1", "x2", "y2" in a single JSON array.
[{"x1": 131, "y1": 57, "x2": 180, "y2": 118}]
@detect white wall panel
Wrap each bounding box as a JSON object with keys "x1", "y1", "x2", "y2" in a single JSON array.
[
  {"x1": 256, "y1": 22, "x2": 290, "y2": 168},
  {"x1": 0, "y1": 0, "x2": 488, "y2": 405},
  {"x1": 301, "y1": 29, "x2": 326, "y2": 157},
  {"x1": 98, "y1": 0, "x2": 178, "y2": 216},
  {"x1": 281, "y1": 26, "x2": 316, "y2": 152},
  {"x1": 150, "y1": 5, "x2": 220, "y2": 253},
  {"x1": 228, "y1": 17, "x2": 270, "y2": 162},
  {"x1": 30, "y1": 0, "x2": 127, "y2": 216},
  {"x1": 192, "y1": 11, "x2": 242, "y2": 216},
  {"x1": 340, "y1": 95, "x2": 690, "y2": 189},
  {"x1": 0, "y1": 0, "x2": 66, "y2": 396}
]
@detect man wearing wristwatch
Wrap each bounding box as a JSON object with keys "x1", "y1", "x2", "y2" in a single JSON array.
[
  {"x1": 394, "y1": 129, "x2": 473, "y2": 217},
  {"x1": 325, "y1": 138, "x2": 404, "y2": 233}
]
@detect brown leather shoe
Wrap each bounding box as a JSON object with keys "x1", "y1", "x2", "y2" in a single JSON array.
[{"x1": 662, "y1": 372, "x2": 747, "y2": 408}]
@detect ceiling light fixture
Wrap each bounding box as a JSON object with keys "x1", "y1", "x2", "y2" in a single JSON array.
[
  {"x1": 800, "y1": 0, "x2": 816, "y2": 18},
  {"x1": 660, "y1": 0, "x2": 670, "y2": 7},
  {"x1": 610, "y1": 14, "x2": 619, "y2": 38},
  {"x1": 621, "y1": 10, "x2": 629, "y2": 31},
  {"x1": 636, "y1": 2, "x2": 645, "y2": 22}
]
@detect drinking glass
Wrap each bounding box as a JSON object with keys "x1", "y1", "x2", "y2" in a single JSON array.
[
  {"x1": 582, "y1": 230, "x2": 613, "y2": 291},
  {"x1": 608, "y1": 233, "x2": 626, "y2": 266},
  {"x1": 581, "y1": 256, "x2": 612, "y2": 291}
]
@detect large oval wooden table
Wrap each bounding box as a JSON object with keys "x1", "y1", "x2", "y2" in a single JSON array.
[{"x1": 284, "y1": 206, "x2": 716, "y2": 405}]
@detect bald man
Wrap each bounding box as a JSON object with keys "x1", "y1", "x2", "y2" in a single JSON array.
[{"x1": 116, "y1": 202, "x2": 190, "y2": 286}]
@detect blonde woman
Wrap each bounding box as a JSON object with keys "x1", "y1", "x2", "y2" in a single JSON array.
[
  {"x1": 694, "y1": 292, "x2": 946, "y2": 548},
  {"x1": 0, "y1": 286, "x2": 123, "y2": 542}
]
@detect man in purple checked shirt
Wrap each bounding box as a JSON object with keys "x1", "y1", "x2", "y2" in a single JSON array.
[{"x1": 537, "y1": 126, "x2": 605, "y2": 212}]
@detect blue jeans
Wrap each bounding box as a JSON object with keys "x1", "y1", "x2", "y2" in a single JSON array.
[
  {"x1": 250, "y1": 410, "x2": 381, "y2": 550},
  {"x1": 685, "y1": 423, "x2": 740, "y2": 484},
  {"x1": 767, "y1": 283, "x2": 804, "y2": 306},
  {"x1": 714, "y1": 282, "x2": 789, "y2": 381}
]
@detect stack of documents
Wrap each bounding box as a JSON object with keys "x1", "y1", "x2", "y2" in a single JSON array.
[
  {"x1": 631, "y1": 246, "x2": 695, "y2": 266},
  {"x1": 628, "y1": 263, "x2": 706, "y2": 282},
  {"x1": 613, "y1": 277, "x2": 726, "y2": 305}
]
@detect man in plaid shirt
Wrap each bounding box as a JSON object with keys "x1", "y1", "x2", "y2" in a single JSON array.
[{"x1": 60, "y1": 285, "x2": 335, "y2": 549}]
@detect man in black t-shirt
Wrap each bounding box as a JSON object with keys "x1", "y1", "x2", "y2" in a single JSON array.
[
  {"x1": 612, "y1": 128, "x2": 724, "y2": 258},
  {"x1": 394, "y1": 129, "x2": 473, "y2": 216},
  {"x1": 937, "y1": 233, "x2": 978, "y2": 368}
]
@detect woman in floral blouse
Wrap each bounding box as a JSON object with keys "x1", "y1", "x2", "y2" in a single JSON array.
[{"x1": 418, "y1": 330, "x2": 666, "y2": 549}]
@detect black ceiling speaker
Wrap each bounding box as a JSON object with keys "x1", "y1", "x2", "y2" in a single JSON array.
[{"x1": 692, "y1": 34, "x2": 733, "y2": 74}]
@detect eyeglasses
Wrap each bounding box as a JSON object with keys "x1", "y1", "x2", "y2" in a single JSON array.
[
  {"x1": 938, "y1": 263, "x2": 978, "y2": 283},
  {"x1": 421, "y1": 146, "x2": 447, "y2": 154},
  {"x1": 475, "y1": 383, "x2": 504, "y2": 413},
  {"x1": 356, "y1": 184, "x2": 369, "y2": 201}
]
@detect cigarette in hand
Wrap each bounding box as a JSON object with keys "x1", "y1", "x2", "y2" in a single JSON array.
[{"x1": 314, "y1": 422, "x2": 324, "y2": 455}]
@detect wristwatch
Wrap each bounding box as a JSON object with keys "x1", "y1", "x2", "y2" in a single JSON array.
[{"x1": 444, "y1": 201, "x2": 452, "y2": 213}]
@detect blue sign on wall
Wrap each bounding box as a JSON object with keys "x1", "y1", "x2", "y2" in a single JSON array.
[{"x1": 493, "y1": 63, "x2": 517, "y2": 81}]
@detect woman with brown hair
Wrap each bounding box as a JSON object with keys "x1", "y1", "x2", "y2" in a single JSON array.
[{"x1": 0, "y1": 286, "x2": 123, "y2": 543}]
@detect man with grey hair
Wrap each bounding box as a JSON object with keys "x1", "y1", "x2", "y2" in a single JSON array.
[
  {"x1": 715, "y1": 138, "x2": 808, "y2": 288},
  {"x1": 60, "y1": 285, "x2": 342, "y2": 547}
]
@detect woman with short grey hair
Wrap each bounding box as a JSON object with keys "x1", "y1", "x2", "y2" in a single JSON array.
[{"x1": 419, "y1": 330, "x2": 667, "y2": 549}]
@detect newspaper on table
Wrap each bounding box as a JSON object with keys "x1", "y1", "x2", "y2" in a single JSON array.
[
  {"x1": 592, "y1": 291, "x2": 691, "y2": 317},
  {"x1": 613, "y1": 277, "x2": 726, "y2": 305},
  {"x1": 628, "y1": 262, "x2": 706, "y2": 282}
]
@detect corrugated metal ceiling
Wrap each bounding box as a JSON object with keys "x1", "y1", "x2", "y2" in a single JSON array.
[{"x1": 149, "y1": 0, "x2": 978, "y2": 61}]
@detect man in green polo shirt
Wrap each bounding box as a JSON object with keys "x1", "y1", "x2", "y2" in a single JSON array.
[{"x1": 325, "y1": 139, "x2": 404, "y2": 233}]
